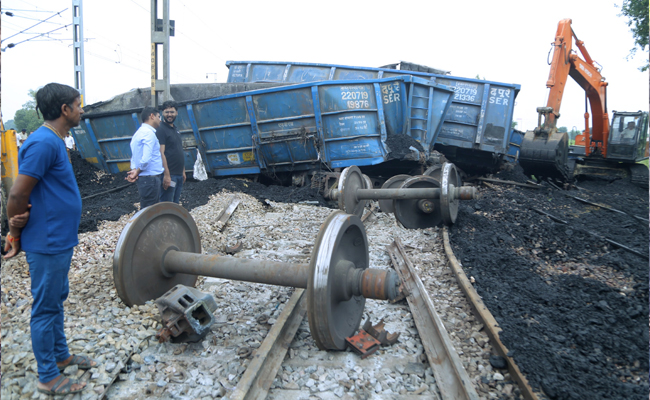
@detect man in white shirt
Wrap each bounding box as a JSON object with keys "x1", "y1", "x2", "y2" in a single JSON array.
[
  {"x1": 64, "y1": 132, "x2": 75, "y2": 162},
  {"x1": 16, "y1": 129, "x2": 27, "y2": 148},
  {"x1": 126, "y1": 106, "x2": 163, "y2": 208}
]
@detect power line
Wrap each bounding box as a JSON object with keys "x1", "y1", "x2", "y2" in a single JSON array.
[
  {"x1": 6, "y1": 13, "x2": 68, "y2": 24},
  {"x1": 1, "y1": 8, "x2": 57, "y2": 12},
  {"x1": 2, "y1": 23, "x2": 71, "y2": 50},
  {"x1": 2, "y1": 7, "x2": 67, "y2": 43}
]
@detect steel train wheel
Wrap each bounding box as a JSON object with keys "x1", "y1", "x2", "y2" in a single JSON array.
[
  {"x1": 440, "y1": 163, "x2": 460, "y2": 225},
  {"x1": 378, "y1": 174, "x2": 411, "y2": 214},
  {"x1": 393, "y1": 176, "x2": 442, "y2": 229},
  {"x1": 423, "y1": 164, "x2": 442, "y2": 182},
  {"x1": 113, "y1": 203, "x2": 201, "y2": 306},
  {"x1": 337, "y1": 166, "x2": 368, "y2": 218},
  {"x1": 307, "y1": 211, "x2": 368, "y2": 350}
]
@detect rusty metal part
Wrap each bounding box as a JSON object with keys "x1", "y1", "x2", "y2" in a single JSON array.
[
  {"x1": 224, "y1": 241, "x2": 243, "y2": 255},
  {"x1": 388, "y1": 237, "x2": 479, "y2": 400},
  {"x1": 155, "y1": 285, "x2": 218, "y2": 343},
  {"x1": 345, "y1": 329, "x2": 381, "y2": 359},
  {"x1": 359, "y1": 268, "x2": 400, "y2": 301},
  {"x1": 378, "y1": 174, "x2": 411, "y2": 213},
  {"x1": 113, "y1": 203, "x2": 201, "y2": 307},
  {"x1": 442, "y1": 227, "x2": 539, "y2": 400},
  {"x1": 362, "y1": 318, "x2": 400, "y2": 346},
  {"x1": 231, "y1": 289, "x2": 307, "y2": 400},
  {"x1": 113, "y1": 204, "x2": 400, "y2": 351}
]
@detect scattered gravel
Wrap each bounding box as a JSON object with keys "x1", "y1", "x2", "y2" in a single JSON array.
[{"x1": 1, "y1": 188, "x2": 523, "y2": 400}]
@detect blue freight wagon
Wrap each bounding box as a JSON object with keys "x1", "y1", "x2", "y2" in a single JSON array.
[
  {"x1": 74, "y1": 77, "x2": 454, "y2": 178},
  {"x1": 226, "y1": 61, "x2": 521, "y2": 171},
  {"x1": 73, "y1": 83, "x2": 289, "y2": 174}
]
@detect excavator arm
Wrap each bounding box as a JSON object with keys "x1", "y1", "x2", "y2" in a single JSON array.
[
  {"x1": 520, "y1": 19, "x2": 609, "y2": 180},
  {"x1": 544, "y1": 19, "x2": 609, "y2": 156}
]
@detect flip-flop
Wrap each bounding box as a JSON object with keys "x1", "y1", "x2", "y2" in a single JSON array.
[
  {"x1": 57, "y1": 354, "x2": 98, "y2": 371},
  {"x1": 37, "y1": 375, "x2": 85, "y2": 396}
]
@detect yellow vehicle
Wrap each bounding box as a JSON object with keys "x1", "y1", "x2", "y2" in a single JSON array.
[{"x1": 1, "y1": 116, "x2": 19, "y2": 236}]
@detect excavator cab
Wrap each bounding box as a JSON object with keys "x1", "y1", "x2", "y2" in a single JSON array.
[{"x1": 607, "y1": 111, "x2": 648, "y2": 162}]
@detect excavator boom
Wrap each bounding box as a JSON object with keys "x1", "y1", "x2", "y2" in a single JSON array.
[{"x1": 519, "y1": 19, "x2": 633, "y2": 182}]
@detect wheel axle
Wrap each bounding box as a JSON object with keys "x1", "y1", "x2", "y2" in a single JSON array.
[
  {"x1": 328, "y1": 163, "x2": 477, "y2": 228},
  {"x1": 113, "y1": 204, "x2": 400, "y2": 351}
]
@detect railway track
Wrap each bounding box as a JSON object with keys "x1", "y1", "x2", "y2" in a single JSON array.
[{"x1": 104, "y1": 194, "x2": 534, "y2": 400}]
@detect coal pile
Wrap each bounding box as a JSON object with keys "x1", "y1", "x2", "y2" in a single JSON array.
[
  {"x1": 449, "y1": 165, "x2": 649, "y2": 400},
  {"x1": 72, "y1": 151, "x2": 329, "y2": 233}
]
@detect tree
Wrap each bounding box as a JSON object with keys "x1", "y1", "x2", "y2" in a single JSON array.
[
  {"x1": 558, "y1": 126, "x2": 568, "y2": 133},
  {"x1": 619, "y1": 0, "x2": 649, "y2": 71},
  {"x1": 13, "y1": 89, "x2": 43, "y2": 133},
  {"x1": 511, "y1": 121, "x2": 518, "y2": 129}
]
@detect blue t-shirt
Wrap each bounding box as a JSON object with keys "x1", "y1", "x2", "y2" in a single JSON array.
[{"x1": 18, "y1": 126, "x2": 82, "y2": 254}]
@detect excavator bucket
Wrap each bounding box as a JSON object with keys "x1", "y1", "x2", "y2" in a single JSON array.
[{"x1": 519, "y1": 129, "x2": 570, "y2": 181}]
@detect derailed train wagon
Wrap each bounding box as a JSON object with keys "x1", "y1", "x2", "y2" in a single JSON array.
[
  {"x1": 226, "y1": 61, "x2": 521, "y2": 171},
  {"x1": 73, "y1": 77, "x2": 454, "y2": 177}
]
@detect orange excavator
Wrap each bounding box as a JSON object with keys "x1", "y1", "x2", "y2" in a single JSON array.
[{"x1": 519, "y1": 19, "x2": 649, "y2": 186}]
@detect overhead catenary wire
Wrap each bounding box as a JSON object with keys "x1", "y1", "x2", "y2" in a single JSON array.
[
  {"x1": 4, "y1": 23, "x2": 71, "y2": 49},
  {"x1": 1, "y1": 8, "x2": 57, "y2": 12},
  {"x1": 1, "y1": 7, "x2": 67, "y2": 43}
]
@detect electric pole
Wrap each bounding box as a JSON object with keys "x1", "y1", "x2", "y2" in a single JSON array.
[
  {"x1": 72, "y1": 0, "x2": 85, "y2": 105},
  {"x1": 151, "y1": 0, "x2": 174, "y2": 107}
]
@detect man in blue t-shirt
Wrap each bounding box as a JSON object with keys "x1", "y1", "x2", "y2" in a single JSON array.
[
  {"x1": 126, "y1": 106, "x2": 163, "y2": 208},
  {"x1": 4, "y1": 83, "x2": 98, "y2": 396}
]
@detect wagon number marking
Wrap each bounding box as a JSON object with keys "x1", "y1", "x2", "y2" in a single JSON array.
[{"x1": 341, "y1": 91, "x2": 370, "y2": 108}]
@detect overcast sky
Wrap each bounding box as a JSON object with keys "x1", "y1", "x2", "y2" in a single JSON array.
[{"x1": 2, "y1": 0, "x2": 648, "y2": 132}]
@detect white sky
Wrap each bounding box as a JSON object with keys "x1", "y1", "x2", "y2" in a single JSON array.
[{"x1": 2, "y1": 0, "x2": 648, "y2": 132}]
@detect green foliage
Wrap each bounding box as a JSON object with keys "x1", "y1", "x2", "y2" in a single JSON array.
[
  {"x1": 558, "y1": 126, "x2": 568, "y2": 133},
  {"x1": 14, "y1": 109, "x2": 43, "y2": 133},
  {"x1": 12, "y1": 89, "x2": 43, "y2": 133},
  {"x1": 511, "y1": 121, "x2": 518, "y2": 129},
  {"x1": 619, "y1": 0, "x2": 649, "y2": 71},
  {"x1": 4, "y1": 120, "x2": 16, "y2": 130}
]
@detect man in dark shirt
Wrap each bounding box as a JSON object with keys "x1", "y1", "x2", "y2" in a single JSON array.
[{"x1": 157, "y1": 100, "x2": 186, "y2": 203}]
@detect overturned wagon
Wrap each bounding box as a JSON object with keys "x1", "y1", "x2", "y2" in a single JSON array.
[
  {"x1": 227, "y1": 60, "x2": 521, "y2": 172},
  {"x1": 73, "y1": 76, "x2": 454, "y2": 180}
]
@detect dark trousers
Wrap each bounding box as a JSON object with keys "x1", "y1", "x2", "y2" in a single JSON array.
[
  {"x1": 26, "y1": 249, "x2": 74, "y2": 383},
  {"x1": 160, "y1": 174, "x2": 184, "y2": 204},
  {"x1": 137, "y1": 174, "x2": 161, "y2": 208}
]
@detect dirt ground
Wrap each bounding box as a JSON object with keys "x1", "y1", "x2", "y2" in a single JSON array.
[{"x1": 72, "y1": 152, "x2": 648, "y2": 399}]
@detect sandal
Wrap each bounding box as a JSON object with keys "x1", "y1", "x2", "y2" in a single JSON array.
[
  {"x1": 37, "y1": 375, "x2": 85, "y2": 396},
  {"x1": 57, "y1": 354, "x2": 98, "y2": 371}
]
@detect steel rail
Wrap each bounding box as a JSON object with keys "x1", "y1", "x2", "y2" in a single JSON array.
[
  {"x1": 388, "y1": 237, "x2": 479, "y2": 400},
  {"x1": 230, "y1": 289, "x2": 307, "y2": 400},
  {"x1": 441, "y1": 227, "x2": 540, "y2": 400}
]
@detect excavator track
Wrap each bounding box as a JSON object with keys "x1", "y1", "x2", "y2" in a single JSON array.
[{"x1": 629, "y1": 163, "x2": 649, "y2": 188}]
